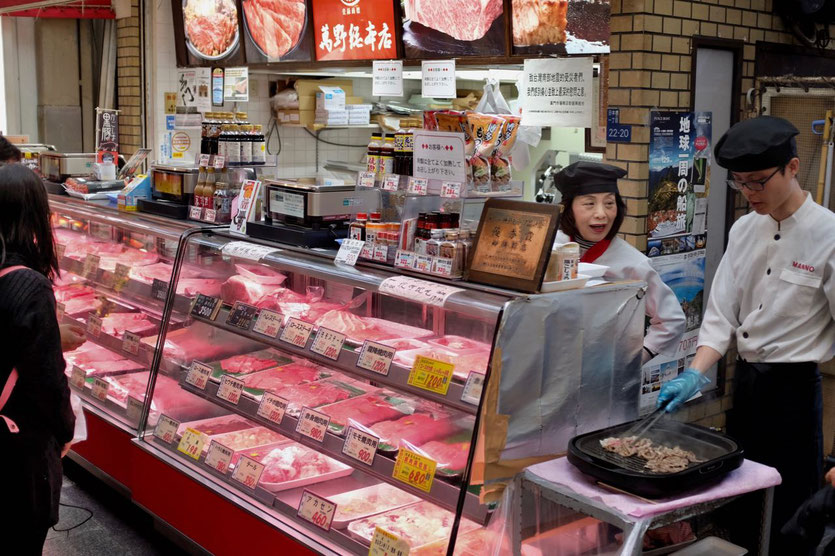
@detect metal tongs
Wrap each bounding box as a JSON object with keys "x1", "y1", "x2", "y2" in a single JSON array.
[{"x1": 622, "y1": 406, "x2": 666, "y2": 439}]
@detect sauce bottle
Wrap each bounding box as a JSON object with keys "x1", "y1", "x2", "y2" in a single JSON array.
[
  {"x1": 226, "y1": 124, "x2": 241, "y2": 166},
  {"x1": 251, "y1": 125, "x2": 266, "y2": 165},
  {"x1": 403, "y1": 130, "x2": 414, "y2": 176},
  {"x1": 366, "y1": 212, "x2": 383, "y2": 244},
  {"x1": 240, "y1": 124, "x2": 253, "y2": 165},
  {"x1": 350, "y1": 213, "x2": 367, "y2": 241},
  {"x1": 393, "y1": 131, "x2": 406, "y2": 175},
  {"x1": 203, "y1": 167, "x2": 216, "y2": 209},
  {"x1": 193, "y1": 166, "x2": 207, "y2": 208},
  {"x1": 366, "y1": 134, "x2": 382, "y2": 174},
  {"x1": 213, "y1": 175, "x2": 231, "y2": 222},
  {"x1": 379, "y1": 137, "x2": 395, "y2": 176}
]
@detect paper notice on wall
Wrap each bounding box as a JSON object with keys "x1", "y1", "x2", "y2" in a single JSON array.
[
  {"x1": 421, "y1": 60, "x2": 457, "y2": 99},
  {"x1": 224, "y1": 67, "x2": 249, "y2": 102},
  {"x1": 177, "y1": 68, "x2": 211, "y2": 113},
  {"x1": 373, "y1": 60, "x2": 404, "y2": 97},
  {"x1": 521, "y1": 57, "x2": 593, "y2": 127}
]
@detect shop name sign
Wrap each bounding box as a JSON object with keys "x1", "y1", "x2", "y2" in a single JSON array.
[
  {"x1": 412, "y1": 130, "x2": 467, "y2": 184},
  {"x1": 312, "y1": 0, "x2": 397, "y2": 61}
]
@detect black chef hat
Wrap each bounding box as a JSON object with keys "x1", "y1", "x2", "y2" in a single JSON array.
[
  {"x1": 554, "y1": 161, "x2": 627, "y2": 197},
  {"x1": 714, "y1": 116, "x2": 799, "y2": 172}
]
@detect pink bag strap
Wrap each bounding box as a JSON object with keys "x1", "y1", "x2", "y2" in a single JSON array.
[{"x1": 0, "y1": 265, "x2": 27, "y2": 433}]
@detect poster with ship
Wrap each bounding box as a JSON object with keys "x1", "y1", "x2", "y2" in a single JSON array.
[
  {"x1": 173, "y1": 0, "x2": 247, "y2": 66},
  {"x1": 401, "y1": 0, "x2": 507, "y2": 58},
  {"x1": 511, "y1": 0, "x2": 612, "y2": 56},
  {"x1": 240, "y1": 0, "x2": 315, "y2": 63}
]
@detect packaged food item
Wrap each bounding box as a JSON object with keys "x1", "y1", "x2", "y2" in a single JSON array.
[
  {"x1": 329, "y1": 483, "x2": 421, "y2": 528},
  {"x1": 347, "y1": 501, "x2": 480, "y2": 549},
  {"x1": 546, "y1": 242, "x2": 580, "y2": 282},
  {"x1": 490, "y1": 115, "x2": 520, "y2": 190},
  {"x1": 422, "y1": 110, "x2": 441, "y2": 131},
  {"x1": 435, "y1": 111, "x2": 474, "y2": 155},
  {"x1": 467, "y1": 113, "x2": 505, "y2": 192}
]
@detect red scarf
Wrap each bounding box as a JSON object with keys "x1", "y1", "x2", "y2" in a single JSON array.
[{"x1": 575, "y1": 238, "x2": 611, "y2": 263}]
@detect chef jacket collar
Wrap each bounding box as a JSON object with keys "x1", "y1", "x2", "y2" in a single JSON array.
[{"x1": 768, "y1": 191, "x2": 812, "y2": 230}]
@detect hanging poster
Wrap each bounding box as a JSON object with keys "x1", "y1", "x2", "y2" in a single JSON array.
[
  {"x1": 311, "y1": 0, "x2": 398, "y2": 61},
  {"x1": 521, "y1": 57, "x2": 593, "y2": 128},
  {"x1": 224, "y1": 67, "x2": 249, "y2": 101},
  {"x1": 511, "y1": 0, "x2": 611, "y2": 56},
  {"x1": 177, "y1": 68, "x2": 212, "y2": 112},
  {"x1": 650, "y1": 249, "x2": 706, "y2": 331},
  {"x1": 402, "y1": 0, "x2": 506, "y2": 58},
  {"x1": 241, "y1": 0, "x2": 315, "y2": 63},
  {"x1": 171, "y1": 0, "x2": 246, "y2": 66}
]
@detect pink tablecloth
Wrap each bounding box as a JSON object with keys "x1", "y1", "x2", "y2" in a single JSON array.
[{"x1": 526, "y1": 457, "x2": 781, "y2": 519}]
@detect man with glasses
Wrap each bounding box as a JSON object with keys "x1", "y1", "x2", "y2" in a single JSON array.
[{"x1": 656, "y1": 115, "x2": 835, "y2": 553}]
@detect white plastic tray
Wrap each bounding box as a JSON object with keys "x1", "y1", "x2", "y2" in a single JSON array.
[
  {"x1": 328, "y1": 483, "x2": 421, "y2": 529},
  {"x1": 578, "y1": 262, "x2": 608, "y2": 278},
  {"x1": 258, "y1": 462, "x2": 354, "y2": 493},
  {"x1": 540, "y1": 274, "x2": 590, "y2": 292}
]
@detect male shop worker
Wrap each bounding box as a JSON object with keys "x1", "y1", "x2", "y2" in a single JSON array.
[{"x1": 657, "y1": 116, "x2": 835, "y2": 553}]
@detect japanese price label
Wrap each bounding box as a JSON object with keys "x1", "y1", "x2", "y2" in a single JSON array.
[
  {"x1": 421, "y1": 59, "x2": 456, "y2": 99},
  {"x1": 373, "y1": 244, "x2": 389, "y2": 262},
  {"x1": 56, "y1": 302, "x2": 66, "y2": 322},
  {"x1": 359, "y1": 242, "x2": 374, "y2": 260},
  {"x1": 189, "y1": 206, "x2": 203, "y2": 220},
  {"x1": 122, "y1": 331, "x2": 141, "y2": 355},
  {"x1": 370, "y1": 527, "x2": 411, "y2": 556},
  {"x1": 356, "y1": 340, "x2": 395, "y2": 376},
  {"x1": 226, "y1": 301, "x2": 258, "y2": 330},
  {"x1": 177, "y1": 427, "x2": 205, "y2": 460},
  {"x1": 112, "y1": 263, "x2": 131, "y2": 292},
  {"x1": 204, "y1": 209, "x2": 217, "y2": 223},
  {"x1": 221, "y1": 241, "x2": 280, "y2": 262},
  {"x1": 335, "y1": 238, "x2": 366, "y2": 266},
  {"x1": 461, "y1": 371, "x2": 486, "y2": 405},
  {"x1": 92, "y1": 377, "x2": 109, "y2": 402},
  {"x1": 382, "y1": 174, "x2": 400, "y2": 191},
  {"x1": 205, "y1": 441, "x2": 234, "y2": 474},
  {"x1": 151, "y1": 278, "x2": 169, "y2": 302},
  {"x1": 83, "y1": 254, "x2": 100, "y2": 279},
  {"x1": 257, "y1": 392, "x2": 288, "y2": 425},
  {"x1": 70, "y1": 365, "x2": 86, "y2": 389},
  {"x1": 310, "y1": 327, "x2": 345, "y2": 361},
  {"x1": 441, "y1": 182, "x2": 461, "y2": 198},
  {"x1": 279, "y1": 317, "x2": 313, "y2": 348},
  {"x1": 231, "y1": 455, "x2": 265, "y2": 490},
  {"x1": 394, "y1": 250, "x2": 415, "y2": 270},
  {"x1": 296, "y1": 407, "x2": 330, "y2": 442},
  {"x1": 198, "y1": 154, "x2": 211, "y2": 167},
  {"x1": 154, "y1": 414, "x2": 180, "y2": 444},
  {"x1": 213, "y1": 155, "x2": 225, "y2": 169},
  {"x1": 342, "y1": 426, "x2": 379, "y2": 466},
  {"x1": 252, "y1": 309, "x2": 283, "y2": 339},
  {"x1": 431, "y1": 257, "x2": 454, "y2": 278},
  {"x1": 407, "y1": 177, "x2": 428, "y2": 195},
  {"x1": 407, "y1": 356, "x2": 455, "y2": 396},
  {"x1": 392, "y1": 447, "x2": 437, "y2": 493},
  {"x1": 126, "y1": 396, "x2": 143, "y2": 424},
  {"x1": 379, "y1": 276, "x2": 464, "y2": 308},
  {"x1": 86, "y1": 315, "x2": 102, "y2": 338},
  {"x1": 413, "y1": 255, "x2": 432, "y2": 273},
  {"x1": 191, "y1": 294, "x2": 221, "y2": 321},
  {"x1": 297, "y1": 490, "x2": 336, "y2": 532},
  {"x1": 216, "y1": 375, "x2": 244, "y2": 405},
  {"x1": 185, "y1": 361, "x2": 213, "y2": 390},
  {"x1": 373, "y1": 60, "x2": 404, "y2": 97},
  {"x1": 56, "y1": 243, "x2": 66, "y2": 259},
  {"x1": 358, "y1": 171, "x2": 377, "y2": 188}
]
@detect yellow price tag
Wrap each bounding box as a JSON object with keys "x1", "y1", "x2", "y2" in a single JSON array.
[
  {"x1": 407, "y1": 356, "x2": 454, "y2": 396},
  {"x1": 392, "y1": 447, "x2": 436, "y2": 493},
  {"x1": 369, "y1": 527, "x2": 411, "y2": 556},
  {"x1": 177, "y1": 427, "x2": 205, "y2": 460}
]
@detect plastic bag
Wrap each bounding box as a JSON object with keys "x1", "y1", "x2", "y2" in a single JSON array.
[
  {"x1": 270, "y1": 87, "x2": 299, "y2": 111},
  {"x1": 70, "y1": 392, "x2": 87, "y2": 444}
]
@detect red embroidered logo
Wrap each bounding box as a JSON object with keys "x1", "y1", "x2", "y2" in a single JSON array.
[{"x1": 792, "y1": 261, "x2": 816, "y2": 272}]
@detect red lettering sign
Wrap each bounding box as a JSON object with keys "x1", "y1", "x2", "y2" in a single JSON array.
[{"x1": 311, "y1": 0, "x2": 397, "y2": 61}]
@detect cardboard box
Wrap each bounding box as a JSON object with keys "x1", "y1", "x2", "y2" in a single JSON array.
[
  {"x1": 296, "y1": 79, "x2": 354, "y2": 110},
  {"x1": 277, "y1": 109, "x2": 315, "y2": 126},
  {"x1": 346, "y1": 104, "x2": 373, "y2": 112},
  {"x1": 316, "y1": 86, "x2": 346, "y2": 112}
]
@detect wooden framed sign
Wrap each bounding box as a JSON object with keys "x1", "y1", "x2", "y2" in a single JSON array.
[{"x1": 466, "y1": 199, "x2": 561, "y2": 293}]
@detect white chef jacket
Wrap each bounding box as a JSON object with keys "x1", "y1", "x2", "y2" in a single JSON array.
[
  {"x1": 556, "y1": 231, "x2": 686, "y2": 355},
  {"x1": 698, "y1": 193, "x2": 835, "y2": 363}
]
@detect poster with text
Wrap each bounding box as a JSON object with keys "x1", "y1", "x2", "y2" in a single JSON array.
[
  {"x1": 177, "y1": 68, "x2": 212, "y2": 112},
  {"x1": 650, "y1": 249, "x2": 706, "y2": 332},
  {"x1": 241, "y1": 0, "x2": 314, "y2": 63},
  {"x1": 172, "y1": 0, "x2": 246, "y2": 67},
  {"x1": 521, "y1": 57, "x2": 593, "y2": 128},
  {"x1": 312, "y1": 0, "x2": 397, "y2": 61},
  {"x1": 511, "y1": 0, "x2": 611, "y2": 56},
  {"x1": 640, "y1": 329, "x2": 698, "y2": 414},
  {"x1": 402, "y1": 0, "x2": 506, "y2": 58}
]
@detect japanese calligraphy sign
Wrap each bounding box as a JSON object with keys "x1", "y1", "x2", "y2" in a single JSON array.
[
  {"x1": 521, "y1": 57, "x2": 593, "y2": 128},
  {"x1": 372, "y1": 60, "x2": 403, "y2": 97},
  {"x1": 312, "y1": 0, "x2": 397, "y2": 61},
  {"x1": 175, "y1": 69, "x2": 211, "y2": 113},
  {"x1": 378, "y1": 276, "x2": 464, "y2": 308},
  {"x1": 412, "y1": 130, "x2": 467, "y2": 184},
  {"x1": 392, "y1": 447, "x2": 436, "y2": 493},
  {"x1": 421, "y1": 59, "x2": 457, "y2": 99}
]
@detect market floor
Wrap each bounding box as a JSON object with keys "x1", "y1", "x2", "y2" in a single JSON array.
[{"x1": 44, "y1": 459, "x2": 190, "y2": 556}]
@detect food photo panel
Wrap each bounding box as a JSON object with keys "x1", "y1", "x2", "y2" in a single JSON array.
[
  {"x1": 241, "y1": 0, "x2": 316, "y2": 63},
  {"x1": 173, "y1": 0, "x2": 247, "y2": 66},
  {"x1": 401, "y1": 0, "x2": 508, "y2": 58},
  {"x1": 511, "y1": 0, "x2": 611, "y2": 55}
]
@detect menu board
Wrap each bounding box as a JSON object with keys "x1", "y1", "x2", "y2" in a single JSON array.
[
  {"x1": 311, "y1": 0, "x2": 398, "y2": 61},
  {"x1": 172, "y1": 0, "x2": 247, "y2": 67},
  {"x1": 240, "y1": 0, "x2": 315, "y2": 63},
  {"x1": 511, "y1": 0, "x2": 611, "y2": 56},
  {"x1": 401, "y1": 0, "x2": 506, "y2": 58}
]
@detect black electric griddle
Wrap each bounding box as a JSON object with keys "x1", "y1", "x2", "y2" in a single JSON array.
[{"x1": 567, "y1": 420, "x2": 744, "y2": 499}]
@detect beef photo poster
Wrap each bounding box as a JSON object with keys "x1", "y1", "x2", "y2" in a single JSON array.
[
  {"x1": 311, "y1": 0, "x2": 398, "y2": 61},
  {"x1": 511, "y1": 0, "x2": 611, "y2": 56},
  {"x1": 241, "y1": 0, "x2": 315, "y2": 62},
  {"x1": 401, "y1": 0, "x2": 507, "y2": 58},
  {"x1": 173, "y1": 0, "x2": 246, "y2": 66}
]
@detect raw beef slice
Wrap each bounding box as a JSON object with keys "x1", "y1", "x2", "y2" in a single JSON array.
[
  {"x1": 405, "y1": 0, "x2": 503, "y2": 41},
  {"x1": 512, "y1": 0, "x2": 568, "y2": 46}
]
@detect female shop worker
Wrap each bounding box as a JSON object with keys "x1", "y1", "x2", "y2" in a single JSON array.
[
  {"x1": 554, "y1": 161, "x2": 687, "y2": 361},
  {"x1": 657, "y1": 116, "x2": 835, "y2": 553}
]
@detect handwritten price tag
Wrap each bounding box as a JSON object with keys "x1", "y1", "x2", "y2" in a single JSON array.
[
  {"x1": 92, "y1": 377, "x2": 109, "y2": 402},
  {"x1": 279, "y1": 317, "x2": 313, "y2": 348},
  {"x1": 392, "y1": 447, "x2": 436, "y2": 494},
  {"x1": 310, "y1": 327, "x2": 345, "y2": 361},
  {"x1": 216, "y1": 375, "x2": 244, "y2": 405},
  {"x1": 408, "y1": 356, "x2": 455, "y2": 396},
  {"x1": 56, "y1": 302, "x2": 66, "y2": 322},
  {"x1": 256, "y1": 392, "x2": 288, "y2": 425},
  {"x1": 358, "y1": 171, "x2": 377, "y2": 188},
  {"x1": 335, "y1": 238, "x2": 366, "y2": 266},
  {"x1": 190, "y1": 294, "x2": 221, "y2": 320},
  {"x1": 221, "y1": 241, "x2": 280, "y2": 262},
  {"x1": 461, "y1": 371, "x2": 486, "y2": 405},
  {"x1": 356, "y1": 340, "x2": 395, "y2": 376},
  {"x1": 86, "y1": 315, "x2": 102, "y2": 338},
  {"x1": 296, "y1": 407, "x2": 330, "y2": 443},
  {"x1": 251, "y1": 309, "x2": 283, "y2": 339},
  {"x1": 441, "y1": 181, "x2": 462, "y2": 198},
  {"x1": 394, "y1": 250, "x2": 415, "y2": 269},
  {"x1": 297, "y1": 490, "x2": 336, "y2": 532},
  {"x1": 205, "y1": 441, "x2": 234, "y2": 474},
  {"x1": 56, "y1": 243, "x2": 66, "y2": 259},
  {"x1": 154, "y1": 414, "x2": 180, "y2": 444},
  {"x1": 177, "y1": 427, "x2": 206, "y2": 460},
  {"x1": 70, "y1": 365, "x2": 86, "y2": 389},
  {"x1": 231, "y1": 455, "x2": 265, "y2": 490},
  {"x1": 373, "y1": 244, "x2": 389, "y2": 262},
  {"x1": 83, "y1": 254, "x2": 100, "y2": 279},
  {"x1": 407, "y1": 177, "x2": 428, "y2": 195},
  {"x1": 189, "y1": 206, "x2": 203, "y2": 220},
  {"x1": 185, "y1": 361, "x2": 213, "y2": 390},
  {"x1": 379, "y1": 275, "x2": 464, "y2": 308},
  {"x1": 122, "y1": 331, "x2": 141, "y2": 355},
  {"x1": 370, "y1": 527, "x2": 411, "y2": 556},
  {"x1": 342, "y1": 426, "x2": 378, "y2": 466},
  {"x1": 113, "y1": 263, "x2": 131, "y2": 292},
  {"x1": 382, "y1": 174, "x2": 400, "y2": 191},
  {"x1": 127, "y1": 396, "x2": 143, "y2": 423}
]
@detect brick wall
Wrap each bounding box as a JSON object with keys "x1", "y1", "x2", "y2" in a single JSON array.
[{"x1": 116, "y1": 0, "x2": 142, "y2": 155}]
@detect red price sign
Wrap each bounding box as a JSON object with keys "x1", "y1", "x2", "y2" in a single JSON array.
[
  {"x1": 296, "y1": 407, "x2": 330, "y2": 442},
  {"x1": 154, "y1": 414, "x2": 180, "y2": 445},
  {"x1": 279, "y1": 317, "x2": 313, "y2": 348},
  {"x1": 231, "y1": 455, "x2": 265, "y2": 490},
  {"x1": 204, "y1": 441, "x2": 234, "y2": 474},
  {"x1": 310, "y1": 327, "x2": 346, "y2": 361},
  {"x1": 296, "y1": 490, "x2": 336, "y2": 532},
  {"x1": 256, "y1": 392, "x2": 288, "y2": 425},
  {"x1": 356, "y1": 340, "x2": 395, "y2": 376},
  {"x1": 311, "y1": 0, "x2": 398, "y2": 62},
  {"x1": 342, "y1": 426, "x2": 378, "y2": 466}
]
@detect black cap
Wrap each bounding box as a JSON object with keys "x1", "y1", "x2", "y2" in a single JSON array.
[
  {"x1": 554, "y1": 161, "x2": 626, "y2": 197},
  {"x1": 714, "y1": 116, "x2": 799, "y2": 172}
]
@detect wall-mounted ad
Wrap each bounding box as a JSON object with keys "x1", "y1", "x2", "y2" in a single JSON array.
[
  {"x1": 241, "y1": 0, "x2": 315, "y2": 62},
  {"x1": 173, "y1": 0, "x2": 246, "y2": 66},
  {"x1": 311, "y1": 0, "x2": 398, "y2": 61},
  {"x1": 401, "y1": 0, "x2": 507, "y2": 58},
  {"x1": 511, "y1": 0, "x2": 611, "y2": 55}
]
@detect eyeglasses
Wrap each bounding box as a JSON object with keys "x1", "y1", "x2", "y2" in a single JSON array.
[{"x1": 726, "y1": 166, "x2": 782, "y2": 191}]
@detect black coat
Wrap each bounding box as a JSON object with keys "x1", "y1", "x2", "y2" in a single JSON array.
[{"x1": 0, "y1": 255, "x2": 75, "y2": 527}]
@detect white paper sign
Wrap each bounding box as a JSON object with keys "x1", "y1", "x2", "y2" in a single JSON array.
[
  {"x1": 373, "y1": 60, "x2": 404, "y2": 97},
  {"x1": 296, "y1": 407, "x2": 330, "y2": 442},
  {"x1": 216, "y1": 375, "x2": 244, "y2": 405},
  {"x1": 224, "y1": 67, "x2": 249, "y2": 102},
  {"x1": 205, "y1": 441, "x2": 234, "y2": 474},
  {"x1": 412, "y1": 131, "x2": 467, "y2": 184},
  {"x1": 92, "y1": 377, "x2": 109, "y2": 402},
  {"x1": 342, "y1": 426, "x2": 379, "y2": 466},
  {"x1": 407, "y1": 177, "x2": 428, "y2": 195},
  {"x1": 414, "y1": 254, "x2": 433, "y2": 273},
  {"x1": 221, "y1": 240, "x2": 279, "y2": 262},
  {"x1": 154, "y1": 414, "x2": 180, "y2": 444},
  {"x1": 297, "y1": 490, "x2": 337, "y2": 531},
  {"x1": 230, "y1": 180, "x2": 262, "y2": 236},
  {"x1": 394, "y1": 250, "x2": 415, "y2": 269},
  {"x1": 335, "y1": 238, "x2": 366, "y2": 266},
  {"x1": 189, "y1": 206, "x2": 203, "y2": 220},
  {"x1": 279, "y1": 317, "x2": 314, "y2": 348},
  {"x1": 358, "y1": 171, "x2": 377, "y2": 188},
  {"x1": 441, "y1": 182, "x2": 462, "y2": 198},
  {"x1": 421, "y1": 59, "x2": 457, "y2": 99},
  {"x1": 522, "y1": 57, "x2": 593, "y2": 127},
  {"x1": 252, "y1": 309, "x2": 283, "y2": 339},
  {"x1": 122, "y1": 331, "x2": 141, "y2": 355},
  {"x1": 231, "y1": 455, "x2": 264, "y2": 489},
  {"x1": 461, "y1": 371, "x2": 486, "y2": 405},
  {"x1": 257, "y1": 392, "x2": 289, "y2": 425},
  {"x1": 379, "y1": 276, "x2": 464, "y2": 308},
  {"x1": 431, "y1": 257, "x2": 454, "y2": 277},
  {"x1": 204, "y1": 209, "x2": 217, "y2": 223},
  {"x1": 382, "y1": 174, "x2": 400, "y2": 191},
  {"x1": 356, "y1": 340, "x2": 395, "y2": 376},
  {"x1": 373, "y1": 244, "x2": 389, "y2": 262},
  {"x1": 185, "y1": 361, "x2": 213, "y2": 390},
  {"x1": 310, "y1": 327, "x2": 346, "y2": 361},
  {"x1": 70, "y1": 366, "x2": 86, "y2": 389},
  {"x1": 177, "y1": 68, "x2": 211, "y2": 112}
]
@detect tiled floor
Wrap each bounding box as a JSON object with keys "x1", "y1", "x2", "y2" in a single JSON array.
[{"x1": 43, "y1": 460, "x2": 188, "y2": 556}]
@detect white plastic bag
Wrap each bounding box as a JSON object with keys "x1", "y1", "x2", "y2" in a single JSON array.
[{"x1": 70, "y1": 392, "x2": 87, "y2": 444}]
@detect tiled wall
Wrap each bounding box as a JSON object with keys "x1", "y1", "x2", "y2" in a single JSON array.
[{"x1": 117, "y1": 0, "x2": 142, "y2": 155}]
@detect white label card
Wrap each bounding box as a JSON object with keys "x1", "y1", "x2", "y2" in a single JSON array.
[
  {"x1": 413, "y1": 131, "x2": 468, "y2": 185},
  {"x1": 204, "y1": 209, "x2": 217, "y2": 223},
  {"x1": 257, "y1": 393, "x2": 288, "y2": 425},
  {"x1": 379, "y1": 276, "x2": 464, "y2": 308},
  {"x1": 221, "y1": 241, "x2": 279, "y2": 262},
  {"x1": 198, "y1": 154, "x2": 211, "y2": 167},
  {"x1": 359, "y1": 243, "x2": 374, "y2": 260},
  {"x1": 185, "y1": 361, "x2": 213, "y2": 390},
  {"x1": 407, "y1": 177, "x2": 428, "y2": 195},
  {"x1": 373, "y1": 244, "x2": 389, "y2": 262},
  {"x1": 372, "y1": 60, "x2": 404, "y2": 97},
  {"x1": 86, "y1": 315, "x2": 102, "y2": 338},
  {"x1": 92, "y1": 377, "x2": 109, "y2": 402},
  {"x1": 310, "y1": 327, "x2": 345, "y2": 361},
  {"x1": 70, "y1": 365, "x2": 86, "y2": 389},
  {"x1": 356, "y1": 340, "x2": 395, "y2": 376},
  {"x1": 358, "y1": 171, "x2": 377, "y2": 188},
  {"x1": 122, "y1": 331, "x2": 141, "y2": 355},
  {"x1": 205, "y1": 441, "x2": 234, "y2": 474},
  {"x1": 297, "y1": 491, "x2": 336, "y2": 532},
  {"x1": 83, "y1": 254, "x2": 100, "y2": 279},
  {"x1": 421, "y1": 59, "x2": 457, "y2": 99},
  {"x1": 342, "y1": 426, "x2": 378, "y2": 466},
  {"x1": 251, "y1": 309, "x2": 283, "y2": 339},
  {"x1": 296, "y1": 407, "x2": 330, "y2": 442},
  {"x1": 431, "y1": 257, "x2": 453, "y2": 277},
  {"x1": 334, "y1": 238, "x2": 366, "y2": 266},
  {"x1": 213, "y1": 155, "x2": 225, "y2": 170},
  {"x1": 279, "y1": 317, "x2": 313, "y2": 349},
  {"x1": 394, "y1": 250, "x2": 415, "y2": 269},
  {"x1": 370, "y1": 527, "x2": 411, "y2": 556},
  {"x1": 231, "y1": 455, "x2": 264, "y2": 490},
  {"x1": 461, "y1": 371, "x2": 486, "y2": 405},
  {"x1": 127, "y1": 396, "x2": 143, "y2": 423},
  {"x1": 216, "y1": 375, "x2": 244, "y2": 405},
  {"x1": 414, "y1": 254, "x2": 433, "y2": 273},
  {"x1": 441, "y1": 181, "x2": 462, "y2": 198},
  {"x1": 382, "y1": 174, "x2": 400, "y2": 191},
  {"x1": 522, "y1": 57, "x2": 593, "y2": 127},
  {"x1": 189, "y1": 206, "x2": 203, "y2": 220},
  {"x1": 154, "y1": 414, "x2": 179, "y2": 444}
]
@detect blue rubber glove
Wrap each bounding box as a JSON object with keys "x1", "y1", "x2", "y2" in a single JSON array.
[{"x1": 656, "y1": 368, "x2": 710, "y2": 412}]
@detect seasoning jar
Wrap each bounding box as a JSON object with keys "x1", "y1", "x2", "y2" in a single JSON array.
[
  {"x1": 458, "y1": 229, "x2": 472, "y2": 270},
  {"x1": 350, "y1": 213, "x2": 367, "y2": 241},
  {"x1": 425, "y1": 229, "x2": 444, "y2": 257},
  {"x1": 366, "y1": 212, "x2": 384, "y2": 244},
  {"x1": 558, "y1": 242, "x2": 580, "y2": 280},
  {"x1": 440, "y1": 230, "x2": 463, "y2": 277}
]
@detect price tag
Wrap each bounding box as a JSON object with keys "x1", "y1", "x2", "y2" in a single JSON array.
[
  {"x1": 216, "y1": 375, "x2": 244, "y2": 405},
  {"x1": 310, "y1": 327, "x2": 345, "y2": 361},
  {"x1": 154, "y1": 414, "x2": 180, "y2": 444},
  {"x1": 126, "y1": 396, "x2": 143, "y2": 423},
  {"x1": 392, "y1": 447, "x2": 437, "y2": 493},
  {"x1": 225, "y1": 301, "x2": 258, "y2": 330},
  {"x1": 113, "y1": 263, "x2": 131, "y2": 292},
  {"x1": 190, "y1": 294, "x2": 221, "y2": 321},
  {"x1": 86, "y1": 315, "x2": 102, "y2": 338},
  {"x1": 382, "y1": 174, "x2": 400, "y2": 191},
  {"x1": 407, "y1": 177, "x2": 428, "y2": 195},
  {"x1": 335, "y1": 238, "x2": 366, "y2": 266},
  {"x1": 198, "y1": 153, "x2": 211, "y2": 167},
  {"x1": 297, "y1": 490, "x2": 337, "y2": 531},
  {"x1": 358, "y1": 171, "x2": 377, "y2": 188},
  {"x1": 370, "y1": 527, "x2": 411, "y2": 556},
  {"x1": 221, "y1": 241, "x2": 280, "y2": 262},
  {"x1": 204, "y1": 209, "x2": 217, "y2": 223},
  {"x1": 407, "y1": 355, "x2": 455, "y2": 396},
  {"x1": 279, "y1": 317, "x2": 313, "y2": 348},
  {"x1": 359, "y1": 243, "x2": 374, "y2": 260},
  {"x1": 379, "y1": 275, "x2": 464, "y2": 308},
  {"x1": 151, "y1": 278, "x2": 168, "y2": 302},
  {"x1": 373, "y1": 244, "x2": 389, "y2": 262},
  {"x1": 431, "y1": 257, "x2": 454, "y2": 277},
  {"x1": 231, "y1": 455, "x2": 265, "y2": 490},
  {"x1": 177, "y1": 427, "x2": 206, "y2": 460},
  {"x1": 256, "y1": 392, "x2": 288, "y2": 425},
  {"x1": 394, "y1": 250, "x2": 415, "y2": 269},
  {"x1": 56, "y1": 243, "x2": 66, "y2": 259},
  {"x1": 342, "y1": 426, "x2": 378, "y2": 466},
  {"x1": 92, "y1": 377, "x2": 109, "y2": 402},
  {"x1": 213, "y1": 155, "x2": 226, "y2": 169},
  {"x1": 441, "y1": 181, "x2": 462, "y2": 198},
  {"x1": 70, "y1": 365, "x2": 86, "y2": 389},
  {"x1": 121, "y1": 331, "x2": 141, "y2": 355},
  {"x1": 295, "y1": 407, "x2": 330, "y2": 442},
  {"x1": 189, "y1": 205, "x2": 203, "y2": 220},
  {"x1": 83, "y1": 254, "x2": 100, "y2": 279},
  {"x1": 356, "y1": 340, "x2": 395, "y2": 376},
  {"x1": 185, "y1": 361, "x2": 213, "y2": 390},
  {"x1": 461, "y1": 371, "x2": 486, "y2": 405},
  {"x1": 205, "y1": 441, "x2": 234, "y2": 474},
  {"x1": 251, "y1": 309, "x2": 283, "y2": 339},
  {"x1": 56, "y1": 302, "x2": 66, "y2": 322},
  {"x1": 414, "y1": 254, "x2": 432, "y2": 273}
]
